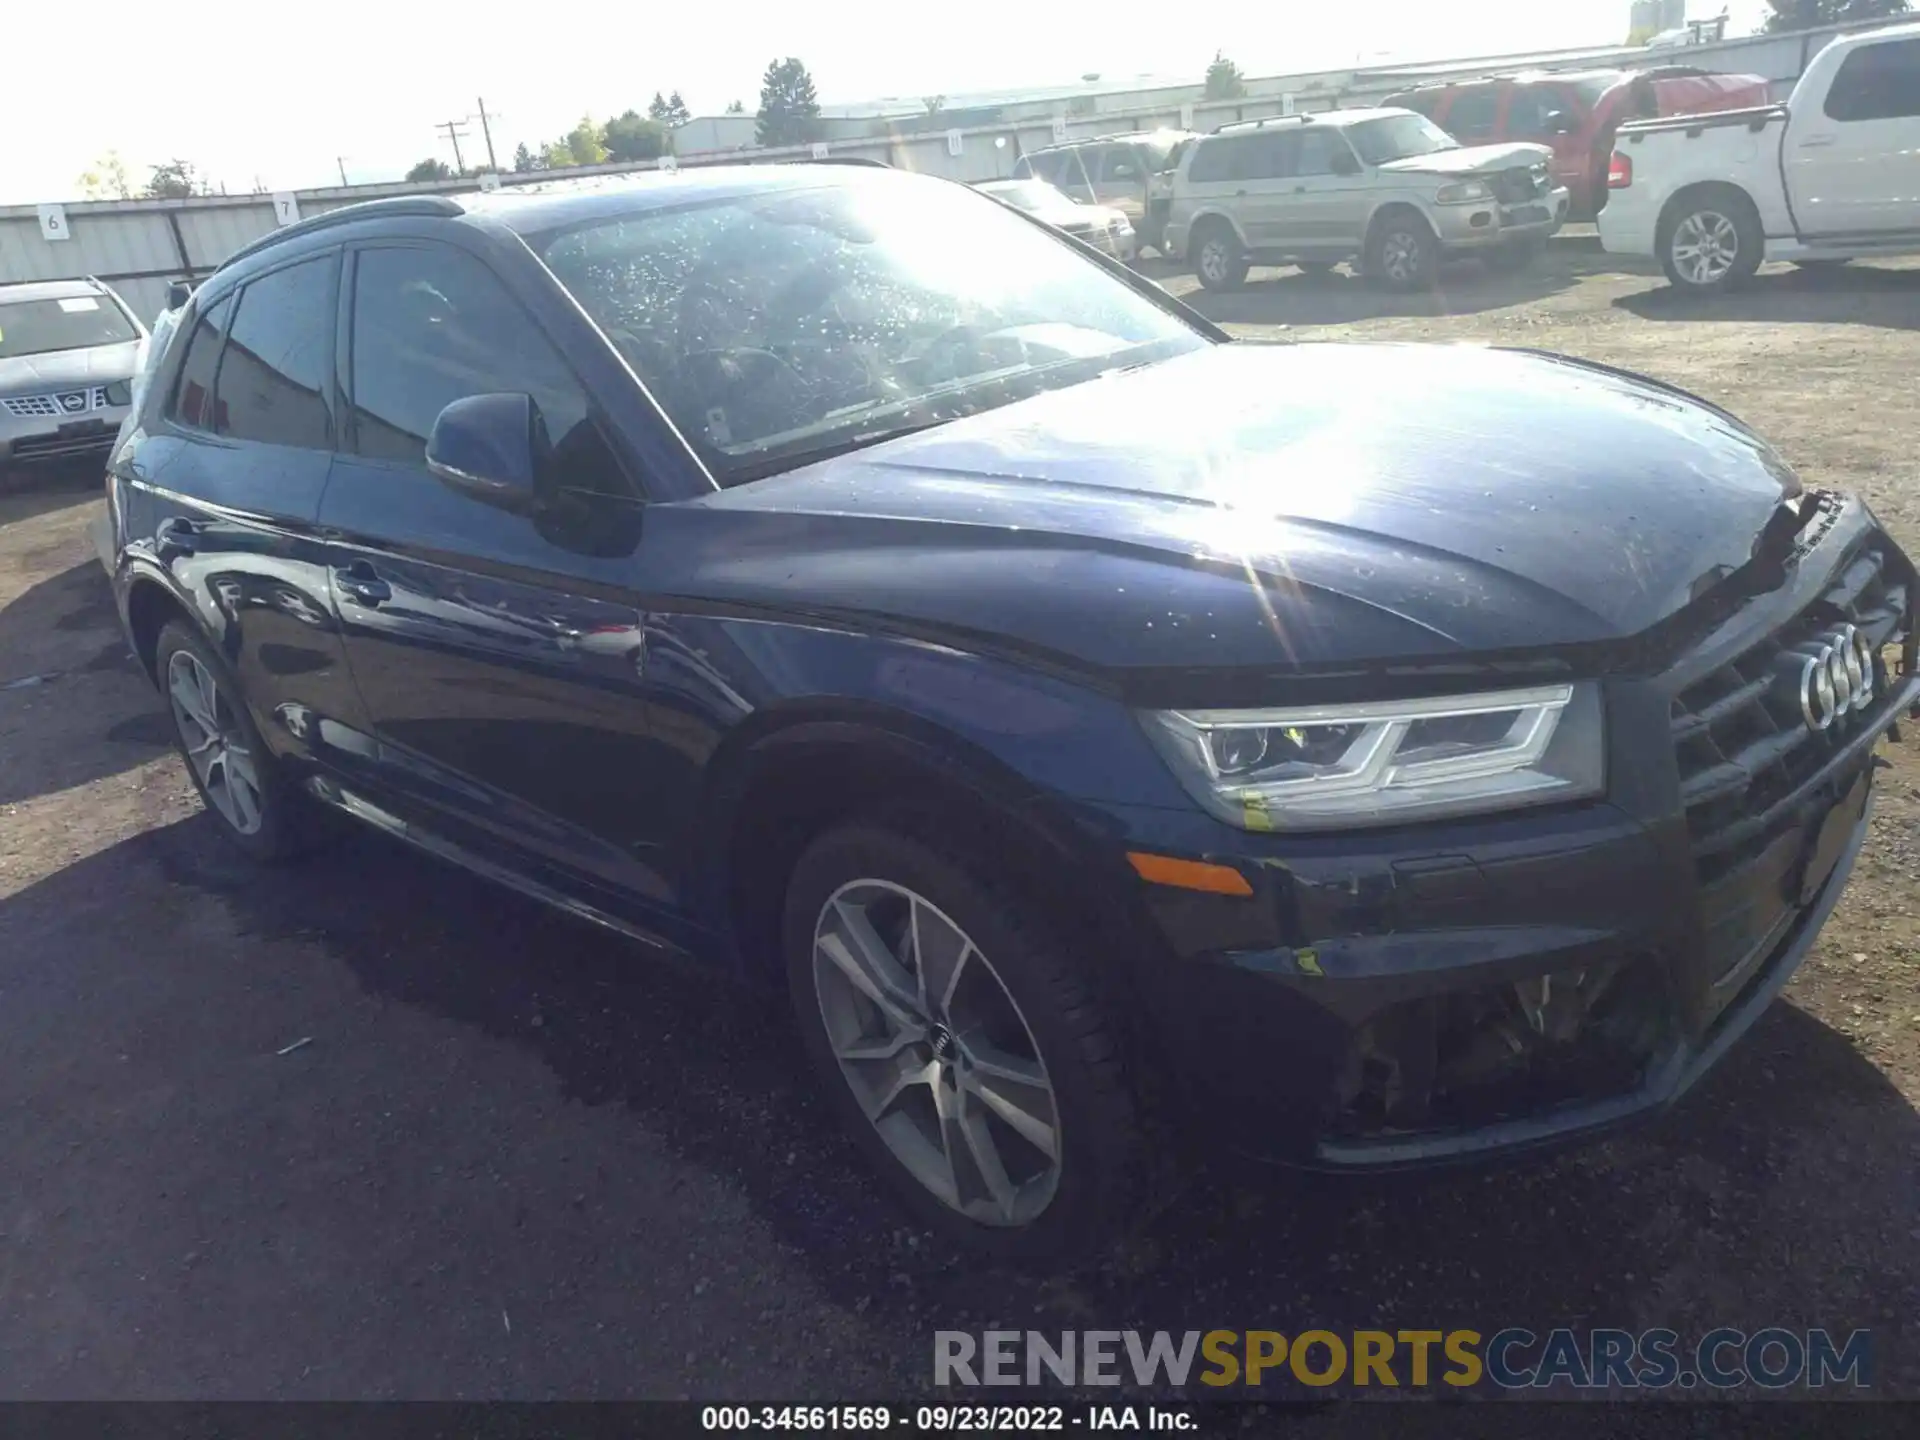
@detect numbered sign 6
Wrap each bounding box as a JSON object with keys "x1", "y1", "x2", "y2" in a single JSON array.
[{"x1": 37, "y1": 204, "x2": 70, "y2": 242}]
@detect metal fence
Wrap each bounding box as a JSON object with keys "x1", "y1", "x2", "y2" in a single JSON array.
[{"x1": 0, "y1": 17, "x2": 1877, "y2": 324}]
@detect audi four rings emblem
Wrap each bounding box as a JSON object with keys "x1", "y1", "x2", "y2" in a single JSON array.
[{"x1": 1796, "y1": 625, "x2": 1876, "y2": 732}]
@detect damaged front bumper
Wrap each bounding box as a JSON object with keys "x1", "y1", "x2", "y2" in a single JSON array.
[{"x1": 1102, "y1": 518, "x2": 1917, "y2": 1171}]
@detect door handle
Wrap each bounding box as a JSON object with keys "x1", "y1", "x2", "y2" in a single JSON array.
[
  {"x1": 1294, "y1": 185, "x2": 1308, "y2": 193},
  {"x1": 333, "y1": 561, "x2": 391, "y2": 607},
  {"x1": 1798, "y1": 135, "x2": 1837, "y2": 149},
  {"x1": 154, "y1": 517, "x2": 201, "y2": 557}
]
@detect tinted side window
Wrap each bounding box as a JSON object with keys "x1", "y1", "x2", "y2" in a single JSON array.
[
  {"x1": 1294, "y1": 130, "x2": 1349, "y2": 176},
  {"x1": 1444, "y1": 87, "x2": 1501, "y2": 139},
  {"x1": 349, "y1": 245, "x2": 622, "y2": 495},
  {"x1": 1241, "y1": 131, "x2": 1299, "y2": 182},
  {"x1": 1100, "y1": 146, "x2": 1145, "y2": 184},
  {"x1": 1825, "y1": 39, "x2": 1920, "y2": 123},
  {"x1": 1187, "y1": 136, "x2": 1239, "y2": 183},
  {"x1": 215, "y1": 256, "x2": 334, "y2": 450},
  {"x1": 1507, "y1": 86, "x2": 1571, "y2": 137},
  {"x1": 169, "y1": 294, "x2": 232, "y2": 432}
]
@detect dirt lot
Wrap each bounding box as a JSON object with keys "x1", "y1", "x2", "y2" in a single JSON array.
[{"x1": 4, "y1": 246, "x2": 1920, "y2": 1404}]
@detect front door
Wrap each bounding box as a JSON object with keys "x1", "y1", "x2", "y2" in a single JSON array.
[
  {"x1": 1088, "y1": 143, "x2": 1151, "y2": 229},
  {"x1": 1787, "y1": 36, "x2": 1920, "y2": 241},
  {"x1": 318, "y1": 239, "x2": 686, "y2": 935},
  {"x1": 1272, "y1": 129, "x2": 1376, "y2": 252}
]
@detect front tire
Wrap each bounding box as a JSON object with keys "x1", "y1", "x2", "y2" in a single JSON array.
[
  {"x1": 155, "y1": 620, "x2": 327, "y2": 862},
  {"x1": 1658, "y1": 189, "x2": 1762, "y2": 294},
  {"x1": 1191, "y1": 221, "x2": 1249, "y2": 292},
  {"x1": 1366, "y1": 213, "x2": 1440, "y2": 291},
  {"x1": 783, "y1": 824, "x2": 1144, "y2": 1263}
]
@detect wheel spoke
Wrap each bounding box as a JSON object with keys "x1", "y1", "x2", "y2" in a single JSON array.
[
  {"x1": 962, "y1": 1043, "x2": 1058, "y2": 1161},
  {"x1": 957, "y1": 1094, "x2": 1019, "y2": 1219},
  {"x1": 817, "y1": 899, "x2": 924, "y2": 1030},
  {"x1": 168, "y1": 662, "x2": 217, "y2": 736},
  {"x1": 226, "y1": 751, "x2": 262, "y2": 832},
  {"x1": 834, "y1": 1028, "x2": 923, "y2": 1064},
  {"x1": 911, "y1": 900, "x2": 970, "y2": 1019},
  {"x1": 857, "y1": 1054, "x2": 938, "y2": 1122}
]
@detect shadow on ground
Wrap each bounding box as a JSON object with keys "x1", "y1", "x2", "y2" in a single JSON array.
[
  {"x1": 0, "y1": 560, "x2": 163, "y2": 806},
  {"x1": 1615, "y1": 262, "x2": 1920, "y2": 331},
  {"x1": 1142, "y1": 249, "x2": 1629, "y2": 327},
  {"x1": 8, "y1": 809, "x2": 1909, "y2": 1394}
]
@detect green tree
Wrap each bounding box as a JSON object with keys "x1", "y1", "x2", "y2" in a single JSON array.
[
  {"x1": 725, "y1": 99, "x2": 746, "y2": 114},
  {"x1": 542, "y1": 140, "x2": 577, "y2": 169},
  {"x1": 512, "y1": 142, "x2": 539, "y2": 172},
  {"x1": 559, "y1": 115, "x2": 609, "y2": 166},
  {"x1": 666, "y1": 90, "x2": 692, "y2": 126},
  {"x1": 1764, "y1": 0, "x2": 1908, "y2": 29},
  {"x1": 144, "y1": 159, "x2": 206, "y2": 199},
  {"x1": 406, "y1": 157, "x2": 453, "y2": 182},
  {"x1": 756, "y1": 56, "x2": 822, "y2": 147},
  {"x1": 78, "y1": 152, "x2": 134, "y2": 200},
  {"x1": 648, "y1": 91, "x2": 672, "y2": 121},
  {"x1": 604, "y1": 109, "x2": 670, "y2": 161},
  {"x1": 1203, "y1": 51, "x2": 1246, "y2": 101}
]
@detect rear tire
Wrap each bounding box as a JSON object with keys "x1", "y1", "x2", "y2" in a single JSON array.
[
  {"x1": 1365, "y1": 212, "x2": 1440, "y2": 291},
  {"x1": 783, "y1": 823, "x2": 1144, "y2": 1265},
  {"x1": 155, "y1": 620, "x2": 330, "y2": 863},
  {"x1": 1657, "y1": 188, "x2": 1763, "y2": 294},
  {"x1": 1191, "y1": 221, "x2": 1249, "y2": 292}
]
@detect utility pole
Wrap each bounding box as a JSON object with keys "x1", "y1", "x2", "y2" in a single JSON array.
[
  {"x1": 337, "y1": 156, "x2": 350, "y2": 186},
  {"x1": 435, "y1": 117, "x2": 471, "y2": 175},
  {"x1": 475, "y1": 98, "x2": 500, "y2": 171}
]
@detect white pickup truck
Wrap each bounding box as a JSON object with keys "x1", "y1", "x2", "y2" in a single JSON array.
[{"x1": 1598, "y1": 21, "x2": 1920, "y2": 292}]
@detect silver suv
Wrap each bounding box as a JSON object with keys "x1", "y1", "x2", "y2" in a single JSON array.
[
  {"x1": 0, "y1": 278, "x2": 147, "y2": 474},
  {"x1": 1165, "y1": 109, "x2": 1571, "y2": 291}
]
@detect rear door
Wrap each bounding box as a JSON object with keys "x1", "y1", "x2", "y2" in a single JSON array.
[
  {"x1": 1788, "y1": 37, "x2": 1920, "y2": 241},
  {"x1": 318, "y1": 238, "x2": 681, "y2": 925},
  {"x1": 1230, "y1": 130, "x2": 1299, "y2": 248},
  {"x1": 116, "y1": 252, "x2": 375, "y2": 777}
]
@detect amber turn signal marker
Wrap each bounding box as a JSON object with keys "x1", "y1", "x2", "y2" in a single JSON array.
[{"x1": 1126, "y1": 851, "x2": 1255, "y2": 897}]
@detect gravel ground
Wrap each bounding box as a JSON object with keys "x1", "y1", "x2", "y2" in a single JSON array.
[{"x1": 3, "y1": 245, "x2": 1919, "y2": 1405}]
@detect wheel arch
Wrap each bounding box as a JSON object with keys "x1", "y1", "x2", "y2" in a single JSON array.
[
  {"x1": 1655, "y1": 179, "x2": 1761, "y2": 242},
  {"x1": 695, "y1": 701, "x2": 1149, "y2": 1004},
  {"x1": 1186, "y1": 207, "x2": 1250, "y2": 250},
  {"x1": 124, "y1": 571, "x2": 196, "y2": 687},
  {"x1": 1364, "y1": 199, "x2": 1437, "y2": 249}
]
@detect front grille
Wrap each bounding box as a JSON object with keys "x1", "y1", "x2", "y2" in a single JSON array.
[
  {"x1": 2, "y1": 387, "x2": 108, "y2": 419},
  {"x1": 1671, "y1": 540, "x2": 1910, "y2": 984},
  {"x1": 1493, "y1": 167, "x2": 1542, "y2": 204}
]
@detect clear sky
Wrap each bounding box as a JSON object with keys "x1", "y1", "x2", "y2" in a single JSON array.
[{"x1": 1, "y1": 0, "x2": 1771, "y2": 205}]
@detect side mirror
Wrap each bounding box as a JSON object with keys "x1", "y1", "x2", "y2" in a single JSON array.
[
  {"x1": 1545, "y1": 110, "x2": 1576, "y2": 135},
  {"x1": 165, "y1": 281, "x2": 192, "y2": 312},
  {"x1": 426, "y1": 393, "x2": 551, "y2": 514},
  {"x1": 1331, "y1": 151, "x2": 1362, "y2": 176}
]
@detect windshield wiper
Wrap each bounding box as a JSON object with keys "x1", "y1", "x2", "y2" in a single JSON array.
[{"x1": 725, "y1": 414, "x2": 960, "y2": 483}]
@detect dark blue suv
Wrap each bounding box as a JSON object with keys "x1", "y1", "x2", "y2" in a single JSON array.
[{"x1": 99, "y1": 164, "x2": 1918, "y2": 1262}]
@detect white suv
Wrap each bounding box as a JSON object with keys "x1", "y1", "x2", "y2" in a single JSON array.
[{"x1": 1165, "y1": 109, "x2": 1571, "y2": 291}]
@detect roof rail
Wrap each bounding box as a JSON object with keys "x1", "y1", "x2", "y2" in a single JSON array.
[{"x1": 216, "y1": 195, "x2": 464, "y2": 275}]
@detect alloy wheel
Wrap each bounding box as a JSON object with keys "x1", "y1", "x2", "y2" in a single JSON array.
[
  {"x1": 1382, "y1": 229, "x2": 1424, "y2": 284},
  {"x1": 1199, "y1": 238, "x2": 1231, "y2": 285},
  {"x1": 811, "y1": 878, "x2": 1061, "y2": 1227},
  {"x1": 166, "y1": 649, "x2": 264, "y2": 836},
  {"x1": 1671, "y1": 210, "x2": 1739, "y2": 287}
]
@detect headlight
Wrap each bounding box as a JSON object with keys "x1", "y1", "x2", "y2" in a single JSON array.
[
  {"x1": 1435, "y1": 180, "x2": 1494, "y2": 205},
  {"x1": 1141, "y1": 683, "x2": 1604, "y2": 832},
  {"x1": 103, "y1": 379, "x2": 132, "y2": 406}
]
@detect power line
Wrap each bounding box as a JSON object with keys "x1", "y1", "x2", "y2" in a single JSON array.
[{"x1": 435, "y1": 117, "x2": 471, "y2": 174}]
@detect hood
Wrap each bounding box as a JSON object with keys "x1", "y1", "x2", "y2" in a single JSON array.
[
  {"x1": 1044, "y1": 204, "x2": 1124, "y2": 232},
  {"x1": 0, "y1": 340, "x2": 143, "y2": 393},
  {"x1": 1378, "y1": 142, "x2": 1552, "y2": 177},
  {"x1": 665, "y1": 343, "x2": 1800, "y2": 680}
]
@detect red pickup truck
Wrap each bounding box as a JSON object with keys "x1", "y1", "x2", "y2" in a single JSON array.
[{"x1": 1382, "y1": 67, "x2": 1771, "y2": 219}]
